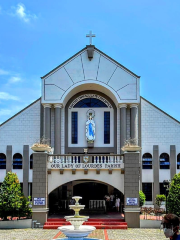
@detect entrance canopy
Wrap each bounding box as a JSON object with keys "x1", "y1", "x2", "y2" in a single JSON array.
[{"x1": 48, "y1": 171, "x2": 124, "y2": 194}]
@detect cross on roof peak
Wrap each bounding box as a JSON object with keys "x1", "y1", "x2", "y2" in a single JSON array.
[{"x1": 86, "y1": 30, "x2": 96, "y2": 45}]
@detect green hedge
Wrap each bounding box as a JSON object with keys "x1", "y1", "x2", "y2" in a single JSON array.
[
  {"x1": 167, "y1": 173, "x2": 180, "y2": 216},
  {"x1": 139, "y1": 190, "x2": 146, "y2": 207}
]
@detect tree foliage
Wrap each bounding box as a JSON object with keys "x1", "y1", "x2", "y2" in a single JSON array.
[
  {"x1": 155, "y1": 194, "x2": 166, "y2": 208},
  {"x1": 139, "y1": 190, "x2": 146, "y2": 207},
  {"x1": 0, "y1": 172, "x2": 32, "y2": 220},
  {"x1": 167, "y1": 173, "x2": 180, "y2": 216}
]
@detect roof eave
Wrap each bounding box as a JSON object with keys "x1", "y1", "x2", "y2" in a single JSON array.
[{"x1": 41, "y1": 46, "x2": 141, "y2": 80}]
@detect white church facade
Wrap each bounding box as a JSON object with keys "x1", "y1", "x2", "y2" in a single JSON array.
[{"x1": 0, "y1": 43, "x2": 180, "y2": 226}]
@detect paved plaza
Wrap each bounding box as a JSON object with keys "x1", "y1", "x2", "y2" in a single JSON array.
[{"x1": 0, "y1": 229, "x2": 167, "y2": 240}]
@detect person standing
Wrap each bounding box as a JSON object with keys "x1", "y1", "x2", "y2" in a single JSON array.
[
  {"x1": 162, "y1": 214, "x2": 180, "y2": 239},
  {"x1": 115, "y1": 196, "x2": 120, "y2": 212},
  {"x1": 104, "y1": 193, "x2": 110, "y2": 211},
  {"x1": 110, "y1": 193, "x2": 115, "y2": 210}
]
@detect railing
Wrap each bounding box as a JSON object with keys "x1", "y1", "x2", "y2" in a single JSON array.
[
  {"x1": 48, "y1": 154, "x2": 123, "y2": 164},
  {"x1": 89, "y1": 200, "x2": 106, "y2": 211}
]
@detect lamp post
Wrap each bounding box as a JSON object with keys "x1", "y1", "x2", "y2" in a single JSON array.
[{"x1": 163, "y1": 180, "x2": 170, "y2": 214}]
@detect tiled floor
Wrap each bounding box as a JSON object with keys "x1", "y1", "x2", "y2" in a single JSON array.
[{"x1": 0, "y1": 229, "x2": 167, "y2": 240}]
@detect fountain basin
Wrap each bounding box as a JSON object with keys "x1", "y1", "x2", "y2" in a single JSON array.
[
  {"x1": 58, "y1": 225, "x2": 96, "y2": 238},
  {"x1": 57, "y1": 196, "x2": 99, "y2": 240},
  {"x1": 69, "y1": 205, "x2": 85, "y2": 217},
  {"x1": 65, "y1": 216, "x2": 89, "y2": 230}
]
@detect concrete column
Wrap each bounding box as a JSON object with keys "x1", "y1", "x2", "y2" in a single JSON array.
[
  {"x1": 43, "y1": 104, "x2": 52, "y2": 145},
  {"x1": 153, "y1": 145, "x2": 159, "y2": 207},
  {"x1": 130, "y1": 104, "x2": 138, "y2": 140},
  {"x1": 23, "y1": 145, "x2": 29, "y2": 198},
  {"x1": 54, "y1": 104, "x2": 63, "y2": 154},
  {"x1": 6, "y1": 145, "x2": 12, "y2": 173},
  {"x1": 170, "y1": 145, "x2": 176, "y2": 180},
  {"x1": 40, "y1": 104, "x2": 44, "y2": 139},
  {"x1": 32, "y1": 153, "x2": 48, "y2": 225},
  {"x1": 119, "y1": 104, "x2": 127, "y2": 153},
  {"x1": 124, "y1": 152, "x2": 140, "y2": 228}
]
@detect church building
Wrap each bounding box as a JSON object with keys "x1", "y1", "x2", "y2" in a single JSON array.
[{"x1": 0, "y1": 35, "x2": 180, "y2": 227}]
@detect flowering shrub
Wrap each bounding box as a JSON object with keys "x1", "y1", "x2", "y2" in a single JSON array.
[{"x1": 0, "y1": 172, "x2": 32, "y2": 220}]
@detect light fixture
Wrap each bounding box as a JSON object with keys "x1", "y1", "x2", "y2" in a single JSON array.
[{"x1": 84, "y1": 148, "x2": 88, "y2": 154}]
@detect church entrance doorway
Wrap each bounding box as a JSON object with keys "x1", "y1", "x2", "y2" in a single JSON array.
[
  {"x1": 48, "y1": 180, "x2": 123, "y2": 216},
  {"x1": 73, "y1": 182, "x2": 107, "y2": 207}
]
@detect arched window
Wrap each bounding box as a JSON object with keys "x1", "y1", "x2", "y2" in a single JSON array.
[
  {"x1": 30, "y1": 154, "x2": 33, "y2": 169},
  {"x1": 160, "y1": 153, "x2": 170, "y2": 169},
  {"x1": 73, "y1": 98, "x2": 108, "y2": 108},
  {"x1": 177, "y1": 154, "x2": 180, "y2": 169},
  {"x1": 13, "y1": 153, "x2": 23, "y2": 169},
  {"x1": 142, "y1": 153, "x2": 152, "y2": 169},
  {"x1": 0, "y1": 153, "x2": 6, "y2": 169}
]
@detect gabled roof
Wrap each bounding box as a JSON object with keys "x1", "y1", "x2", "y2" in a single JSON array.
[
  {"x1": 0, "y1": 98, "x2": 41, "y2": 127},
  {"x1": 41, "y1": 46, "x2": 140, "y2": 79},
  {"x1": 141, "y1": 97, "x2": 180, "y2": 124}
]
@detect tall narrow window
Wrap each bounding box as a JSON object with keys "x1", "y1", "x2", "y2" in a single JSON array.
[
  {"x1": 160, "y1": 153, "x2": 170, "y2": 169},
  {"x1": 13, "y1": 153, "x2": 23, "y2": 169},
  {"x1": 104, "y1": 112, "x2": 110, "y2": 144},
  {"x1": 142, "y1": 153, "x2": 152, "y2": 169},
  {"x1": 0, "y1": 153, "x2": 6, "y2": 169},
  {"x1": 142, "y1": 183, "x2": 152, "y2": 201},
  {"x1": 72, "y1": 112, "x2": 78, "y2": 144},
  {"x1": 30, "y1": 154, "x2": 33, "y2": 169},
  {"x1": 160, "y1": 183, "x2": 166, "y2": 195},
  {"x1": 177, "y1": 154, "x2": 180, "y2": 169}
]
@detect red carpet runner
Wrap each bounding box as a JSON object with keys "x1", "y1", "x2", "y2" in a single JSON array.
[{"x1": 44, "y1": 218, "x2": 127, "y2": 229}]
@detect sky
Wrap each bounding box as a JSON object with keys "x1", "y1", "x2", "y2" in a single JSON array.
[{"x1": 0, "y1": 0, "x2": 180, "y2": 124}]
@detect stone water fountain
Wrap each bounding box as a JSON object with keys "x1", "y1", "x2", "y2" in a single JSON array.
[{"x1": 57, "y1": 196, "x2": 99, "y2": 240}]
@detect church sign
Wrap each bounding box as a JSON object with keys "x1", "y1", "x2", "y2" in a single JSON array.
[
  {"x1": 126, "y1": 198, "x2": 138, "y2": 206},
  {"x1": 34, "y1": 198, "x2": 45, "y2": 206},
  {"x1": 48, "y1": 162, "x2": 121, "y2": 169}
]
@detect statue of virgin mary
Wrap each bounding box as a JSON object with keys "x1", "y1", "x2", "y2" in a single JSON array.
[{"x1": 86, "y1": 112, "x2": 95, "y2": 143}]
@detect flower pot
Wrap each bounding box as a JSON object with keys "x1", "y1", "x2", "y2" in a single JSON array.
[
  {"x1": 121, "y1": 146, "x2": 141, "y2": 152},
  {"x1": 31, "y1": 146, "x2": 52, "y2": 153},
  {"x1": 0, "y1": 219, "x2": 32, "y2": 229}
]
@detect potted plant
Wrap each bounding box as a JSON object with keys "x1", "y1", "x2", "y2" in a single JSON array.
[
  {"x1": 121, "y1": 138, "x2": 141, "y2": 152},
  {"x1": 31, "y1": 136, "x2": 52, "y2": 152}
]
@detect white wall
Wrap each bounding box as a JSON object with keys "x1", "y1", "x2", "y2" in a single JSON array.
[
  {"x1": 159, "y1": 170, "x2": 170, "y2": 182},
  {"x1": 141, "y1": 97, "x2": 180, "y2": 184},
  {"x1": 48, "y1": 169, "x2": 124, "y2": 194},
  {"x1": 141, "y1": 98, "x2": 180, "y2": 149},
  {"x1": 68, "y1": 107, "x2": 114, "y2": 147},
  {"x1": 42, "y1": 49, "x2": 140, "y2": 104},
  {"x1": 0, "y1": 100, "x2": 41, "y2": 155},
  {"x1": 29, "y1": 169, "x2": 33, "y2": 182},
  {"x1": 142, "y1": 170, "x2": 153, "y2": 182},
  {"x1": 0, "y1": 170, "x2": 6, "y2": 182}
]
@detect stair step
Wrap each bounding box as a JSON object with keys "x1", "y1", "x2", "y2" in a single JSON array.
[
  {"x1": 43, "y1": 225, "x2": 127, "y2": 230},
  {"x1": 84, "y1": 222, "x2": 126, "y2": 225},
  {"x1": 44, "y1": 222, "x2": 127, "y2": 226},
  {"x1": 44, "y1": 218, "x2": 127, "y2": 230},
  {"x1": 47, "y1": 218, "x2": 124, "y2": 222}
]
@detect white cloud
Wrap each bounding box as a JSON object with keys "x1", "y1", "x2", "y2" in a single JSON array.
[
  {"x1": 0, "y1": 69, "x2": 9, "y2": 75},
  {"x1": 0, "y1": 109, "x2": 12, "y2": 116},
  {"x1": 8, "y1": 76, "x2": 22, "y2": 83},
  {"x1": 0, "y1": 92, "x2": 20, "y2": 101},
  {"x1": 13, "y1": 3, "x2": 37, "y2": 23}
]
